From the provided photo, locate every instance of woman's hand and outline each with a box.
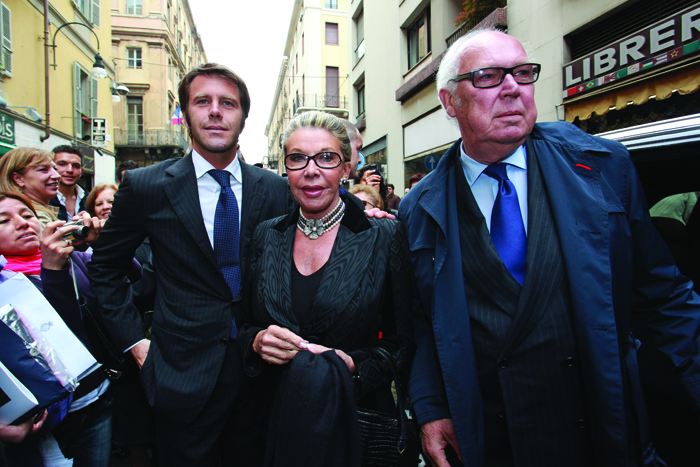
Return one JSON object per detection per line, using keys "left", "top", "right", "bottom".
{"left": 253, "top": 325, "right": 308, "bottom": 365}
{"left": 41, "top": 220, "right": 76, "bottom": 270}
{"left": 72, "top": 212, "right": 104, "bottom": 245}
{"left": 305, "top": 344, "right": 356, "bottom": 373}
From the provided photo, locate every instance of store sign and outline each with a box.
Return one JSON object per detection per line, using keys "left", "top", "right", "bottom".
{"left": 91, "top": 118, "right": 107, "bottom": 148}
{"left": 562, "top": 4, "right": 700, "bottom": 99}
{"left": 0, "top": 113, "right": 14, "bottom": 145}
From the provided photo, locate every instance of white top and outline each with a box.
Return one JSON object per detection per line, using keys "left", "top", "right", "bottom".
{"left": 191, "top": 149, "right": 243, "bottom": 248}
{"left": 56, "top": 184, "right": 86, "bottom": 217}
{"left": 459, "top": 144, "right": 528, "bottom": 234}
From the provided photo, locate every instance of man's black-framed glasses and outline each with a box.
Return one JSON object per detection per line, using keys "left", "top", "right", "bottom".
{"left": 451, "top": 63, "right": 541, "bottom": 89}
{"left": 285, "top": 151, "right": 347, "bottom": 171}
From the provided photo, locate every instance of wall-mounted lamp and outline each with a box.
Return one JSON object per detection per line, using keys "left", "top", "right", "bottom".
{"left": 111, "top": 82, "right": 129, "bottom": 102}
{"left": 50, "top": 22, "right": 108, "bottom": 79}
{"left": 4, "top": 106, "right": 44, "bottom": 123}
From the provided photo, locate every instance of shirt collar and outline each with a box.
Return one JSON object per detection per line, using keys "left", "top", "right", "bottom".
{"left": 459, "top": 143, "right": 527, "bottom": 187}
{"left": 56, "top": 184, "right": 86, "bottom": 204}
{"left": 191, "top": 148, "right": 242, "bottom": 184}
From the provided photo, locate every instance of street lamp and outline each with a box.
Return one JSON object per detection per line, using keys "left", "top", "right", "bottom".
{"left": 49, "top": 22, "right": 108, "bottom": 79}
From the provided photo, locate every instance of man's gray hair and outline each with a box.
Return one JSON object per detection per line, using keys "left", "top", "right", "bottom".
{"left": 340, "top": 119, "right": 359, "bottom": 143}
{"left": 436, "top": 27, "right": 500, "bottom": 96}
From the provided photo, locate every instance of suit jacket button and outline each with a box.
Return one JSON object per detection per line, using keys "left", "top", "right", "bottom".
{"left": 498, "top": 360, "right": 509, "bottom": 369}
{"left": 565, "top": 357, "right": 575, "bottom": 367}
{"left": 220, "top": 338, "right": 228, "bottom": 346}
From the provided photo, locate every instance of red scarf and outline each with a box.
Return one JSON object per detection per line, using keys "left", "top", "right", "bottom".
{"left": 4, "top": 250, "right": 42, "bottom": 276}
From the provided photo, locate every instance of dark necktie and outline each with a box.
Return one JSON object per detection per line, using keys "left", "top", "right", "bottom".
{"left": 482, "top": 163, "right": 527, "bottom": 286}
{"left": 209, "top": 169, "right": 240, "bottom": 338}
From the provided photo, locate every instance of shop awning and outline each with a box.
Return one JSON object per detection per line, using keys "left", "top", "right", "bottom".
{"left": 565, "top": 60, "right": 700, "bottom": 123}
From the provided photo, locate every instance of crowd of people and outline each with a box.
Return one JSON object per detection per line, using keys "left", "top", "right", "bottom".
{"left": 2, "top": 27, "right": 700, "bottom": 467}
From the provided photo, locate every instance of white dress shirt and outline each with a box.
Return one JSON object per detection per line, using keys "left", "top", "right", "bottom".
{"left": 191, "top": 149, "right": 243, "bottom": 248}
{"left": 459, "top": 144, "right": 528, "bottom": 234}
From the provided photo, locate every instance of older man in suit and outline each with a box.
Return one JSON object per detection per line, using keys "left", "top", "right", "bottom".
{"left": 89, "top": 63, "right": 292, "bottom": 466}
{"left": 399, "top": 30, "right": 700, "bottom": 467}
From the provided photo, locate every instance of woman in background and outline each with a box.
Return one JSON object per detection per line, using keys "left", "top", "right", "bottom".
{"left": 85, "top": 184, "right": 117, "bottom": 220}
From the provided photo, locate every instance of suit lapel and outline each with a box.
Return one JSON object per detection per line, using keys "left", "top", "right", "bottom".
{"left": 499, "top": 139, "right": 566, "bottom": 359}
{"left": 260, "top": 218, "right": 299, "bottom": 332}
{"left": 163, "top": 155, "right": 218, "bottom": 270}
{"left": 454, "top": 160, "right": 521, "bottom": 317}
{"left": 305, "top": 211, "right": 378, "bottom": 334}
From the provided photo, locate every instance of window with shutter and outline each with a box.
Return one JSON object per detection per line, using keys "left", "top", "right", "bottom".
{"left": 0, "top": 3, "right": 11, "bottom": 76}
{"left": 325, "top": 23, "right": 338, "bottom": 45}
{"left": 91, "top": 0, "right": 100, "bottom": 27}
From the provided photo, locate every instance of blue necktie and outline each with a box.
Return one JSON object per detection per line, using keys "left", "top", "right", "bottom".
{"left": 209, "top": 169, "right": 240, "bottom": 338}
{"left": 482, "top": 163, "right": 527, "bottom": 286}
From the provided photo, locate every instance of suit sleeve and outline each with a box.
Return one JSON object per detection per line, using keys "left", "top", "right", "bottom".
{"left": 88, "top": 171, "right": 149, "bottom": 351}
{"left": 400, "top": 205, "right": 453, "bottom": 425}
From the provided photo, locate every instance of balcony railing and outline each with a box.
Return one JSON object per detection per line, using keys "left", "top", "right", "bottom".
{"left": 114, "top": 129, "right": 188, "bottom": 148}
{"left": 446, "top": 3, "right": 507, "bottom": 48}
{"left": 292, "top": 94, "right": 348, "bottom": 114}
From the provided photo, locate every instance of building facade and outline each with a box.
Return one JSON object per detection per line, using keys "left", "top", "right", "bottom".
{"left": 110, "top": 0, "right": 206, "bottom": 168}
{"left": 265, "top": 0, "right": 350, "bottom": 173}
{"left": 347, "top": 0, "right": 486, "bottom": 192}
{"left": 0, "top": 0, "right": 117, "bottom": 187}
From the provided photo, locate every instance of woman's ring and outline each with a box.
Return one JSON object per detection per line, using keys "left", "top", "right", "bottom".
{"left": 64, "top": 239, "right": 71, "bottom": 246}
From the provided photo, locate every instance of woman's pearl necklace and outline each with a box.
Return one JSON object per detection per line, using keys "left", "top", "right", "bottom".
{"left": 297, "top": 198, "right": 345, "bottom": 240}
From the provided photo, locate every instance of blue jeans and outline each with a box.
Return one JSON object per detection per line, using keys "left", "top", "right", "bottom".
{"left": 51, "top": 392, "right": 112, "bottom": 467}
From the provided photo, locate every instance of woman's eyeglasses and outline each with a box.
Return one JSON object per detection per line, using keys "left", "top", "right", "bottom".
{"left": 285, "top": 151, "right": 347, "bottom": 171}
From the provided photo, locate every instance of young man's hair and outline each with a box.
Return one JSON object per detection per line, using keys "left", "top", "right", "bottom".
{"left": 51, "top": 144, "right": 83, "bottom": 165}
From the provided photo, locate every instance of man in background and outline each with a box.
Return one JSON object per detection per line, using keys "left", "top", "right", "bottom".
{"left": 50, "top": 145, "right": 86, "bottom": 221}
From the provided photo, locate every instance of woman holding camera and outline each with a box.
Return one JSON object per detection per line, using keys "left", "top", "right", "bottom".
{"left": 0, "top": 191, "right": 140, "bottom": 467}
{"left": 238, "top": 111, "right": 414, "bottom": 465}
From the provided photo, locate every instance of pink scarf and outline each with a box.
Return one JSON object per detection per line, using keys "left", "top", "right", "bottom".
{"left": 4, "top": 250, "right": 42, "bottom": 276}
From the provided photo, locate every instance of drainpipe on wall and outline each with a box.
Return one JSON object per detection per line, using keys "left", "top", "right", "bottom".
{"left": 40, "top": 0, "right": 51, "bottom": 142}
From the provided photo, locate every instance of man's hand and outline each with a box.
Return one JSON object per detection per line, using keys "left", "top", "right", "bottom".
{"left": 421, "top": 419, "right": 462, "bottom": 467}
{"left": 360, "top": 169, "right": 381, "bottom": 190}
{"left": 253, "top": 325, "right": 307, "bottom": 365}
{"left": 0, "top": 410, "right": 46, "bottom": 444}
{"left": 364, "top": 207, "right": 395, "bottom": 219}
{"left": 130, "top": 340, "right": 151, "bottom": 369}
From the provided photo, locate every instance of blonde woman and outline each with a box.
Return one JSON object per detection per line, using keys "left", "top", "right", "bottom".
{"left": 0, "top": 147, "right": 60, "bottom": 229}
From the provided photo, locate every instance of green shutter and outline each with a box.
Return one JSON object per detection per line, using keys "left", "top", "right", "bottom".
{"left": 91, "top": 0, "right": 100, "bottom": 27}
{"left": 1, "top": 3, "right": 11, "bottom": 76}
{"left": 74, "top": 62, "right": 82, "bottom": 137}
{"left": 90, "top": 76, "right": 98, "bottom": 118}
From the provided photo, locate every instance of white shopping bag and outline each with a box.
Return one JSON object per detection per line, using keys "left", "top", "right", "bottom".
{"left": 0, "top": 273, "right": 100, "bottom": 382}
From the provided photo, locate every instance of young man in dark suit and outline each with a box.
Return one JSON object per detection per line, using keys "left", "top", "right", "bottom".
{"left": 89, "top": 63, "right": 292, "bottom": 466}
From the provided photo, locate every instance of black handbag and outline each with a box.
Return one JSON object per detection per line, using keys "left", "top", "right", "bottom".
{"left": 357, "top": 348, "right": 421, "bottom": 466}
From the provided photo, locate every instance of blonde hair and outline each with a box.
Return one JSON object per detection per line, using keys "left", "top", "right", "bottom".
{"left": 0, "top": 147, "right": 54, "bottom": 193}
{"left": 349, "top": 184, "right": 384, "bottom": 210}
{"left": 0, "top": 147, "right": 56, "bottom": 221}
{"left": 282, "top": 111, "right": 352, "bottom": 162}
